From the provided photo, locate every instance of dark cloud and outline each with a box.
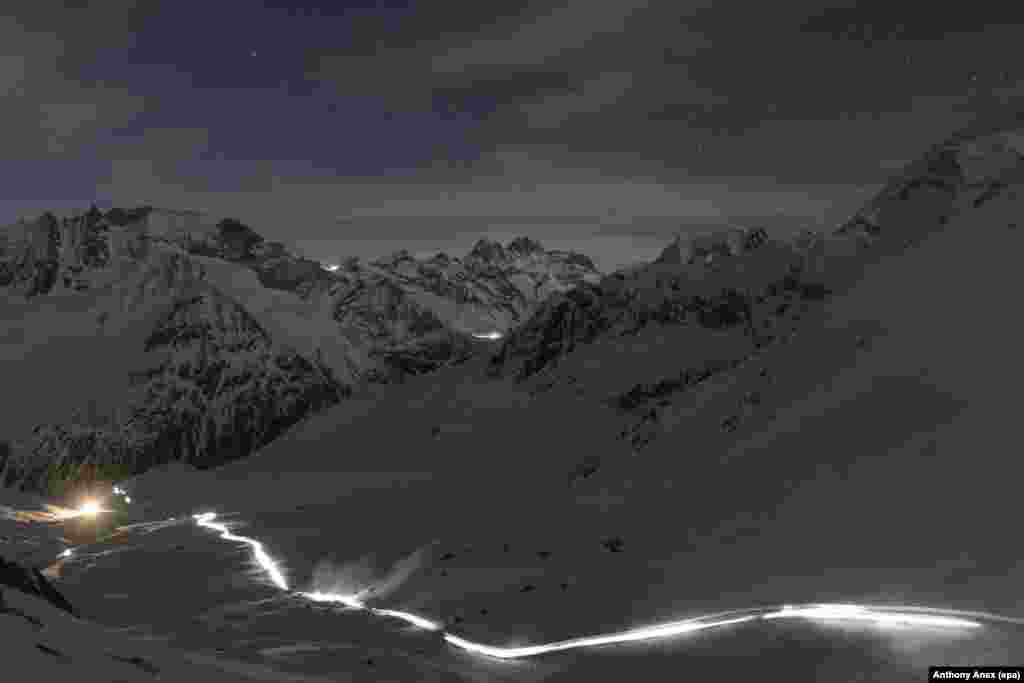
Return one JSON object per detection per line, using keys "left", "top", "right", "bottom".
{"left": 430, "top": 70, "right": 578, "bottom": 114}
{"left": 3, "top": 1, "right": 1022, "bottom": 266}
{"left": 305, "top": 0, "right": 538, "bottom": 59}
{"left": 796, "top": 2, "right": 1024, "bottom": 41}
{"left": 304, "top": 0, "right": 1021, "bottom": 191}
{"left": 0, "top": 4, "right": 154, "bottom": 161}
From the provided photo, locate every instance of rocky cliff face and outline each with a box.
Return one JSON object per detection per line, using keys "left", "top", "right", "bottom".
{"left": 653, "top": 226, "right": 769, "bottom": 266}
{"left": 0, "top": 553, "right": 79, "bottom": 619}
{"left": 317, "top": 236, "right": 601, "bottom": 380}
{"left": 335, "top": 238, "right": 600, "bottom": 328}
{"left": 1, "top": 278, "right": 347, "bottom": 493}
{"left": 0, "top": 207, "right": 600, "bottom": 493}
{"left": 488, "top": 226, "right": 811, "bottom": 381}
{"left": 0, "top": 212, "right": 62, "bottom": 296}
{"left": 131, "top": 288, "right": 346, "bottom": 465}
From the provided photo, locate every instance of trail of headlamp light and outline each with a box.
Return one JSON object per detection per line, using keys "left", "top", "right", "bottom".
{"left": 193, "top": 511, "right": 1004, "bottom": 661}
{"left": 193, "top": 512, "right": 288, "bottom": 591}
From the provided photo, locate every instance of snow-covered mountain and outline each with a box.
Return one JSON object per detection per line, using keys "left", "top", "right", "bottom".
{"left": 487, "top": 117, "right": 1024, "bottom": 388}
{"left": 836, "top": 118, "right": 1024, "bottom": 242}
{"left": 486, "top": 225, "right": 813, "bottom": 382}
{"left": 0, "top": 207, "right": 600, "bottom": 494}
{"left": 3, "top": 112, "right": 1024, "bottom": 682}
{"left": 321, "top": 236, "right": 600, "bottom": 381}
{"left": 4, "top": 113, "right": 1021, "bottom": 500}
{"left": 126, "top": 112, "right": 1022, "bottom": 665}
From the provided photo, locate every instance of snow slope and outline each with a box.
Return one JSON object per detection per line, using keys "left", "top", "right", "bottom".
{"left": 6, "top": 115, "right": 1024, "bottom": 681}
{"left": 54, "top": 117, "right": 1022, "bottom": 679}
{"left": 0, "top": 580, "right": 371, "bottom": 682}
{"left": 0, "top": 487, "right": 376, "bottom": 683}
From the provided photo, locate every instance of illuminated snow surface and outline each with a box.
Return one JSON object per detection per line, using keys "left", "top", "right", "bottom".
{"left": 191, "top": 511, "right": 1008, "bottom": 661}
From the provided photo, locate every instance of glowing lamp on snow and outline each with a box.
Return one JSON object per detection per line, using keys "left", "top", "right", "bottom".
{"left": 78, "top": 500, "right": 102, "bottom": 517}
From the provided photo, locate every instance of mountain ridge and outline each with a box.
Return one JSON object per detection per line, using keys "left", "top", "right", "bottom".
{"left": 4, "top": 112, "right": 1024, "bottom": 502}
{"left": 0, "top": 207, "right": 601, "bottom": 494}
{"left": 486, "top": 115, "right": 1024, "bottom": 386}
{"left": 3, "top": 112, "right": 1024, "bottom": 681}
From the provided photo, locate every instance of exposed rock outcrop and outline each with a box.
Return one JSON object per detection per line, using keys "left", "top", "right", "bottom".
{"left": 126, "top": 289, "right": 348, "bottom": 467}
{"left": 320, "top": 236, "right": 601, "bottom": 380}
{"left": 654, "top": 226, "right": 769, "bottom": 266}
{"left": 0, "top": 212, "right": 61, "bottom": 296}
{"left": 0, "top": 554, "right": 80, "bottom": 618}
{"left": 488, "top": 230, "right": 808, "bottom": 380}
{"left": 2, "top": 284, "right": 347, "bottom": 493}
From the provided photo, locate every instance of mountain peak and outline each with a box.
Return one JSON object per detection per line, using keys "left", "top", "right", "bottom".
{"left": 372, "top": 249, "right": 414, "bottom": 267}
{"left": 468, "top": 238, "right": 506, "bottom": 262}
{"left": 507, "top": 236, "right": 544, "bottom": 254}
{"left": 468, "top": 236, "right": 549, "bottom": 263}
{"left": 654, "top": 226, "right": 768, "bottom": 265}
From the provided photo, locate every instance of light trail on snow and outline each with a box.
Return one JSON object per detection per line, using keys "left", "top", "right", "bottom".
{"left": 193, "top": 512, "right": 288, "bottom": 591}
{"left": 302, "top": 591, "right": 443, "bottom": 631}
{"left": 761, "top": 603, "right": 982, "bottom": 629}
{"left": 192, "top": 511, "right": 1000, "bottom": 661}
{"left": 442, "top": 613, "right": 762, "bottom": 659}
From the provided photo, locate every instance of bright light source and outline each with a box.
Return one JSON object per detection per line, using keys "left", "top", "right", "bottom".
{"left": 125, "top": 496, "right": 132, "bottom": 503}
{"left": 471, "top": 331, "right": 503, "bottom": 340}
{"left": 59, "top": 548, "right": 73, "bottom": 558}
{"left": 78, "top": 500, "right": 102, "bottom": 516}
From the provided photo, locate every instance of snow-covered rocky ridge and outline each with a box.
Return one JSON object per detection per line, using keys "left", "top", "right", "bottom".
{"left": 488, "top": 116, "right": 1024, "bottom": 387}
{"left": 0, "top": 207, "right": 600, "bottom": 494}
{"left": 321, "top": 235, "right": 601, "bottom": 380}
{"left": 486, "top": 224, "right": 816, "bottom": 382}
{"left": 837, "top": 116, "right": 1024, "bottom": 243}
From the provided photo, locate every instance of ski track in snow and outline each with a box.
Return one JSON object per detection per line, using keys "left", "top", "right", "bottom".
{"left": 188, "top": 511, "right": 1016, "bottom": 660}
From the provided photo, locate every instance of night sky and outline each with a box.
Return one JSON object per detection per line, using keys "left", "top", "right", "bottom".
{"left": 3, "top": 1, "right": 1023, "bottom": 271}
